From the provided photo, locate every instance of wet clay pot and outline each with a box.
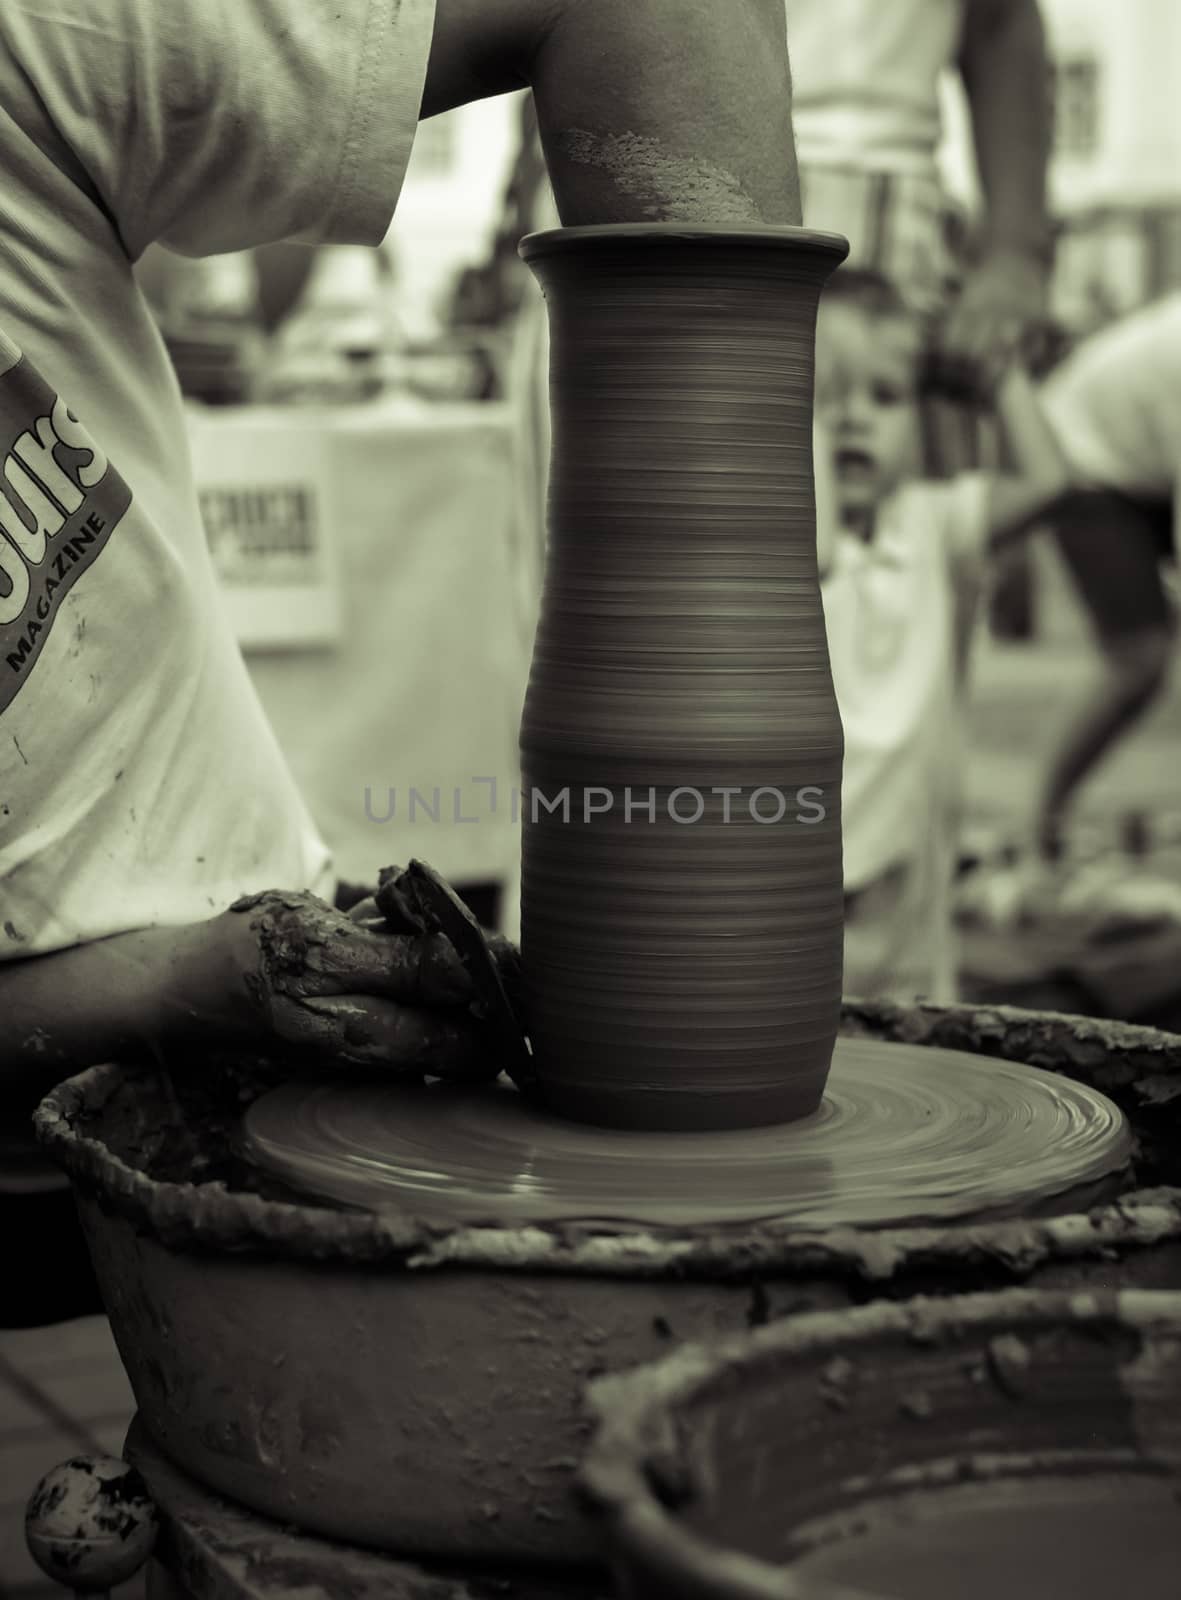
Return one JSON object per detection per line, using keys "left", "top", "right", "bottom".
{"left": 582, "top": 1289, "right": 1181, "bottom": 1600}
{"left": 33, "top": 1002, "right": 1181, "bottom": 1568}
{"left": 518, "top": 225, "right": 847, "bottom": 1132}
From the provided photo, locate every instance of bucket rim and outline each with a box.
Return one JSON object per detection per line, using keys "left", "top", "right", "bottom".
{"left": 30, "top": 1000, "right": 1181, "bottom": 1274}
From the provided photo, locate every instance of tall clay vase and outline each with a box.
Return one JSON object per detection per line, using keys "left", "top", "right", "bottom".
{"left": 518, "top": 225, "right": 848, "bottom": 1132}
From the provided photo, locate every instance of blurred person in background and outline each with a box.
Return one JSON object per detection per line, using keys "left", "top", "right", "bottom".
{"left": 786, "top": 0, "right": 1054, "bottom": 388}
{"left": 1033, "top": 292, "right": 1181, "bottom": 864}
{"left": 814, "top": 271, "right": 1071, "bottom": 1001}
{"left": 786, "top": 0, "right": 1057, "bottom": 688}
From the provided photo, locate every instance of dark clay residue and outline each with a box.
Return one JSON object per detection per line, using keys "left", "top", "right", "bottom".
{"left": 80, "top": 1052, "right": 314, "bottom": 1206}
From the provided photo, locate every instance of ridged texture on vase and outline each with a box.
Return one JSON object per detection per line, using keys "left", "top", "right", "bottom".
{"left": 519, "top": 226, "right": 847, "bottom": 1131}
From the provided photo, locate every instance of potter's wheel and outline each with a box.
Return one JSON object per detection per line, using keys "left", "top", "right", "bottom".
{"left": 241, "top": 1037, "right": 1132, "bottom": 1229}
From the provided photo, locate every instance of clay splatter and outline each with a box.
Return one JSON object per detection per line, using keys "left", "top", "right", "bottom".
{"left": 558, "top": 129, "right": 764, "bottom": 222}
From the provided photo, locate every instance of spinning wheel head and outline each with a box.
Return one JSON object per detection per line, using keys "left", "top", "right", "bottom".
{"left": 242, "top": 1038, "right": 1133, "bottom": 1231}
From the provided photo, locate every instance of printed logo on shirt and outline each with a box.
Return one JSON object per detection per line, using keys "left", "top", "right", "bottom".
{"left": 0, "top": 353, "right": 132, "bottom": 714}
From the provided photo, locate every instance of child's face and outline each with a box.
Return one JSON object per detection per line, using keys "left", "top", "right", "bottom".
{"left": 815, "top": 302, "right": 922, "bottom": 523}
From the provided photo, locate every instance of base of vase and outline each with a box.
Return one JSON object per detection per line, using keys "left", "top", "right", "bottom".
{"left": 533, "top": 1077, "right": 825, "bottom": 1133}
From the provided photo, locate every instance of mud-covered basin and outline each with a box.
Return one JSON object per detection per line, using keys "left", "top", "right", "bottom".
{"left": 581, "top": 1289, "right": 1181, "bottom": 1600}
{"left": 33, "top": 1001, "right": 1181, "bottom": 1566}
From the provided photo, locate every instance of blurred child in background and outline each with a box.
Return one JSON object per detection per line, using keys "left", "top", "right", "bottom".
{"left": 814, "top": 272, "right": 1072, "bottom": 1000}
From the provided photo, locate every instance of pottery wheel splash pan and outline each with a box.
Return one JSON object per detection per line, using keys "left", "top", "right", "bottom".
{"left": 582, "top": 1288, "right": 1181, "bottom": 1600}
{"left": 241, "top": 1037, "right": 1133, "bottom": 1229}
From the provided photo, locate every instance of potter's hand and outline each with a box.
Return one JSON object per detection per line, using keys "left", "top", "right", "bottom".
{"left": 163, "top": 889, "right": 496, "bottom": 1080}
{"left": 928, "top": 249, "right": 1048, "bottom": 405}
{"left": 347, "top": 881, "right": 521, "bottom": 1002}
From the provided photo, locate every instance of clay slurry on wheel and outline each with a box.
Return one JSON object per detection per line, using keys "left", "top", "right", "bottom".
{"left": 0, "top": 336, "right": 133, "bottom": 713}
{"left": 240, "top": 1037, "right": 1133, "bottom": 1228}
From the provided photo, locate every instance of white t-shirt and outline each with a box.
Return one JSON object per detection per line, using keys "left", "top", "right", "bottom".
{"left": 1040, "top": 293, "right": 1181, "bottom": 504}
{"left": 822, "top": 474, "right": 989, "bottom": 998}
{"left": 0, "top": 0, "right": 436, "bottom": 959}
{"left": 785, "top": 0, "right": 964, "bottom": 176}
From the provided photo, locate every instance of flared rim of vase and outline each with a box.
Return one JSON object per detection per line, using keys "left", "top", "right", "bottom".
{"left": 519, "top": 222, "right": 850, "bottom": 263}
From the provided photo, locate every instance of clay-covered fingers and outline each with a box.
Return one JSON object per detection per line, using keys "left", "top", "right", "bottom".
{"left": 484, "top": 931, "right": 523, "bottom": 1012}
{"left": 230, "top": 889, "right": 474, "bottom": 1007}
{"left": 271, "top": 994, "right": 501, "bottom": 1081}
{"left": 373, "top": 865, "right": 428, "bottom": 933}
{"left": 294, "top": 921, "right": 475, "bottom": 1008}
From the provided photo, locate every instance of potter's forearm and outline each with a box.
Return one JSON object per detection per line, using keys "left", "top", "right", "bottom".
{"left": 958, "top": 0, "right": 1052, "bottom": 265}
{"left": 532, "top": 0, "right": 799, "bottom": 225}
{"left": 0, "top": 924, "right": 247, "bottom": 1097}
{"left": 425, "top": 0, "right": 800, "bottom": 225}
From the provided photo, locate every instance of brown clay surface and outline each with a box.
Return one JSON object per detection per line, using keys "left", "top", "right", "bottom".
{"left": 238, "top": 1037, "right": 1133, "bottom": 1229}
